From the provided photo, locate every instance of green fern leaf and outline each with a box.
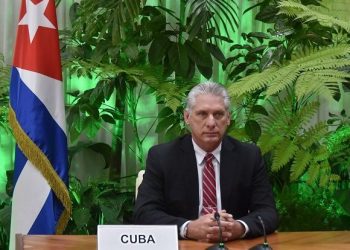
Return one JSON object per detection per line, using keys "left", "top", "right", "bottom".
{"left": 312, "top": 70, "right": 350, "bottom": 79}
{"left": 292, "top": 45, "right": 350, "bottom": 63}
{"left": 303, "top": 59, "right": 350, "bottom": 71}
{"left": 300, "top": 122, "right": 328, "bottom": 148}
{"left": 313, "top": 146, "right": 329, "bottom": 162}
{"left": 260, "top": 96, "right": 294, "bottom": 133}
{"left": 319, "top": 162, "right": 331, "bottom": 187}
{"left": 271, "top": 139, "right": 298, "bottom": 172}
{"left": 295, "top": 73, "right": 343, "bottom": 101}
{"left": 306, "top": 162, "right": 320, "bottom": 185}
{"left": 265, "top": 65, "right": 299, "bottom": 96}
{"left": 290, "top": 150, "right": 312, "bottom": 181}
{"left": 258, "top": 133, "right": 284, "bottom": 154}
{"left": 290, "top": 101, "right": 319, "bottom": 129}
{"left": 228, "top": 45, "right": 350, "bottom": 99}
{"left": 278, "top": 1, "right": 350, "bottom": 32}
{"left": 227, "top": 67, "right": 278, "bottom": 96}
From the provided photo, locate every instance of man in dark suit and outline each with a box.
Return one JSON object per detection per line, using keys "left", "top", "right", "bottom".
{"left": 133, "top": 81, "right": 278, "bottom": 242}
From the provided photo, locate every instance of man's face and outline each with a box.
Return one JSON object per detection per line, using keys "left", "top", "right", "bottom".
{"left": 184, "top": 94, "right": 230, "bottom": 152}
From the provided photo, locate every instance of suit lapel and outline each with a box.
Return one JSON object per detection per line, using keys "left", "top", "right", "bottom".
{"left": 180, "top": 135, "right": 200, "bottom": 217}
{"left": 220, "top": 136, "right": 238, "bottom": 210}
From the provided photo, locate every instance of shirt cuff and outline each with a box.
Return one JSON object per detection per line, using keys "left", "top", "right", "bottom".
{"left": 236, "top": 220, "right": 249, "bottom": 238}
{"left": 180, "top": 221, "right": 191, "bottom": 239}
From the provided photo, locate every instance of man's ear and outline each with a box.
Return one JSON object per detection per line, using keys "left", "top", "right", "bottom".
{"left": 227, "top": 112, "right": 231, "bottom": 126}
{"left": 184, "top": 110, "right": 190, "bottom": 124}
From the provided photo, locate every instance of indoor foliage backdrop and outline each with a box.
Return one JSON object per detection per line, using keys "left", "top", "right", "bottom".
{"left": 0, "top": 2, "right": 349, "bottom": 247}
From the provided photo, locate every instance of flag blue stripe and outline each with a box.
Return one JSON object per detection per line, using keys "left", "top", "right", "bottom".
{"left": 10, "top": 67, "right": 68, "bottom": 186}
{"left": 13, "top": 146, "right": 27, "bottom": 185}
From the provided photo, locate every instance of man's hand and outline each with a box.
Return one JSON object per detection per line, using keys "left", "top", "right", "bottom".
{"left": 218, "top": 210, "right": 245, "bottom": 241}
{"left": 186, "top": 210, "right": 245, "bottom": 242}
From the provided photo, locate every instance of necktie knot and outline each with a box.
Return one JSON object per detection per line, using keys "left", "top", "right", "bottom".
{"left": 204, "top": 153, "right": 214, "bottom": 164}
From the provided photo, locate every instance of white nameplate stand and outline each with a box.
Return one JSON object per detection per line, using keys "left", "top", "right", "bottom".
{"left": 98, "top": 225, "right": 178, "bottom": 250}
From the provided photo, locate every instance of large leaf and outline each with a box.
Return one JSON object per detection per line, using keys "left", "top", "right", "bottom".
{"left": 196, "top": 64, "right": 213, "bottom": 79}
{"left": 156, "top": 116, "right": 175, "bottom": 133}
{"left": 149, "top": 36, "right": 171, "bottom": 65}
{"left": 185, "top": 39, "right": 213, "bottom": 68}
{"left": 207, "top": 43, "right": 225, "bottom": 64}
{"left": 88, "top": 143, "right": 112, "bottom": 169}
{"left": 244, "top": 120, "right": 261, "bottom": 143}
{"left": 167, "top": 43, "right": 190, "bottom": 78}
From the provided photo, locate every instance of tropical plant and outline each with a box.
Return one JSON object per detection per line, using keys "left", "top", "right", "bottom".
{"left": 225, "top": 0, "right": 345, "bottom": 82}
{"left": 276, "top": 183, "right": 350, "bottom": 231}
{"left": 0, "top": 53, "right": 10, "bottom": 132}
{"left": 0, "top": 170, "right": 14, "bottom": 250}
{"left": 278, "top": 0, "right": 350, "bottom": 32}
{"left": 0, "top": 193, "right": 11, "bottom": 250}
{"left": 63, "top": 0, "right": 240, "bottom": 179}
{"left": 327, "top": 110, "right": 350, "bottom": 185}
{"left": 64, "top": 175, "right": 135, "bottom": 234}
{"left": 226, "top": 0, "right": 350, "bottom": 187}
{"left": 228, "top": 45, "right": 350, "bottom": 100}
{"left": 146, "top": 0, "right": 237, "bottom": 79}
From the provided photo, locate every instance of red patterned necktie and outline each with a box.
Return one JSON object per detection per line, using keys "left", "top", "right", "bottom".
{"left": 201, "top": 153, "right": 217, "bottom": 215}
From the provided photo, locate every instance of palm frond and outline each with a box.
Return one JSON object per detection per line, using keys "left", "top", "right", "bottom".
{"left": 292, "top": 45, "right": 350, "bottom": 63}
{"left": 186, "top": 0, "right": 239, "bottom": 39}
{"left": 228, "top": 67, "right": 278, "bottom": 97}
{"left": 228, "top": 45, "right": 350, "bottom": 99}
{"left": 265, "top": 65, "right": 299, "bottom": 96}
{"left": 295, "top": 73, "right": 345, "bottom": 101}
{"left": 278, "top": 0, "right": 350, "bottom": 32}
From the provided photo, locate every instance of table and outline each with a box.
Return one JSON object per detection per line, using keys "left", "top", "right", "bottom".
{"left": 16, "top": 231, "right": 350, "bottom": 250}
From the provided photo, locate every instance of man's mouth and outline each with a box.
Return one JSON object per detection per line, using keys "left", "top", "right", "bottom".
{"left": 204, "top": 132, "right": 218, "bottom": 136}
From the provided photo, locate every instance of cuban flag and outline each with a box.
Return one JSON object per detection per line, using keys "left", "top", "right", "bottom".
{"left": 9, "top": 0, "right": 71, "bottom": 248}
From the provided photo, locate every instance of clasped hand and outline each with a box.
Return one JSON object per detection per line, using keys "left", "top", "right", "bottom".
{"left": 186, "top": 210, "right": 244, "bottom": 242}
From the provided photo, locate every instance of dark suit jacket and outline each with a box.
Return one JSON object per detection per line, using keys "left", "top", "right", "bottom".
{"left": 133, "top": 134, "right": 278, "bottom": 238}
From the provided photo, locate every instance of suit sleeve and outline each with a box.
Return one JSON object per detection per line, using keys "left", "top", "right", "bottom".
{"left": 133, "top": 146, "right": 188, "bottom": 236}
{"left": 239, "top": 147, "right": 279, "bottom": 238}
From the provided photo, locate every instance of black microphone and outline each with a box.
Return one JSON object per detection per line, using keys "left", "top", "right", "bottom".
{"left": 249, "top": 216, "right": 272, "bottom": 250}
{"left": 206, "top": 212, "right": 228, "bottom": 250}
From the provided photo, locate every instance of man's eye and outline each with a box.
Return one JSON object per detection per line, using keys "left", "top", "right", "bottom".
{"left": 214, "top": 112, "right": 225, "bottom": 119}
{"left": 197, "top": 112, "right": 207, "bottom": 117}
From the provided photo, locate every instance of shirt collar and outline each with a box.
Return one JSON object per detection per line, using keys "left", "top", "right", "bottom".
{"left": 192, "top": 139, "right": 221, "bottom": 165}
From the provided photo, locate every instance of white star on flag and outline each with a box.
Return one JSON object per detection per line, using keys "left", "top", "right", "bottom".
{"left": 18, "top": 0, "right": 56, "bottom": 43}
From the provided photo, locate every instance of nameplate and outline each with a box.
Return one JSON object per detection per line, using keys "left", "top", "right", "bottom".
{"left": 97, "top": 225, "right": 178, "bottom": 250}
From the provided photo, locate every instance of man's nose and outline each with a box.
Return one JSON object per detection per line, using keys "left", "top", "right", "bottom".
{"left": 206, "top": 114, "right": 216, "bottom": 127}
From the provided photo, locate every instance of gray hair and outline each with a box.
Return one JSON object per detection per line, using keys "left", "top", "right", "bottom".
{"left": 185, "top": 81, "right": 230, "bottom": 112}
